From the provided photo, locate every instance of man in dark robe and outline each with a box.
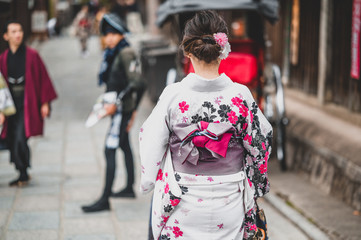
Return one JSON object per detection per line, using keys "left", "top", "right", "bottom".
{"left": 0, "top": 20, "right": 57, "bottom": 186}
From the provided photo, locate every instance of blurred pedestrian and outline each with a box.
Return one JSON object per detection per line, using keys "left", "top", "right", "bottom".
{"left": 0, "top": 20, "right": 57, "bottom": 187}
{"left": 72, "top": 5, "right": 92, "bottom": 57}
{"left": 139, "top": 11, "right": 273, "bottom": 239}
{"left": 82, "top": 13, "right": 144, "bottom": 213}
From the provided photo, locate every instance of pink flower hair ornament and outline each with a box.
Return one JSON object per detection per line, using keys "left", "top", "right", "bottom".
{"left": 213, "top": 32, "right": 231, "bottom": 60}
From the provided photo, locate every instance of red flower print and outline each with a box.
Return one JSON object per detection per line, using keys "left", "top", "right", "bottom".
{"left": 156, "top": 169, "right": 163, "bottom": 181}
{"left": 250, "top": 224, "right": 257, "bottom": 231}
{"left": 164, "top": 183, "right": 169, "bottom": 194}
{"left": 162, "top": 215, "right": 169, "bottom": 223}
{"left": 174, "top": 219, "right": 179, "bottom": 224}
{"left": 239, "top": 104, "right": 249, "bottom": 117}
{"left": 250, "top": 111, "right": 254, "bottom": 123}
{"left": 244, "top": 134, "right": 252, "bottom": 145}
{"left": 140, "top": 128, "right": 144, "bottom": 133}
{"left": 170, "top": 199, "right": 180, "bottom": 206}
{"left": 173, "top": 226, "right": 183, "bottom": 238}
{"left": 259, "top": 162, "right": 267, "bottom": 174}
{"left": 242, "top": 123, "right": 248, "bottom": 130}
{"left": 265, "top": 151, "right": 270, "bottom": 161}
{"left": 248, "top": 178, "right": 253, "bottom": 187}
{"left": 179, "top": 101, "right": 189, "bottom": 113}
{"left": 207, "top": 177, "right": 214, "bottom": 182}
{"left": 217, "top": 223, "right": 224, "bottom": 229}
{"left": 231, "top": 97, "right": 243, "bottom": 107}
{"left": 227, "top": 111, "right": 238, "bottom": 124}
{"left": 262, "top": 142, "right": 266, "bottom": 150}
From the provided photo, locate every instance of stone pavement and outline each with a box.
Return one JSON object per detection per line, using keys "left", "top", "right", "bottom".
{"left": 267, "top": 151, "right": 361, "bottom": 240}
{"left": 0, "top": 35, "right": 312, "bottom": 240}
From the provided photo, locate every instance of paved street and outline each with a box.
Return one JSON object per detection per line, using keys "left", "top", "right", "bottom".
{"left": 0, "top": 35, "right": 311, "bottom": 240}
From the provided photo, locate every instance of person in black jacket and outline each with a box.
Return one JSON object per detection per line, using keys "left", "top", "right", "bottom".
{"left": 82, "top": 13, "right": 144, "bottom": 213}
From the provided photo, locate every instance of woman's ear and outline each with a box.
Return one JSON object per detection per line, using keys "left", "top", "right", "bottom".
{"left": 185, "top": 52, "right": 192, "bottom": 59}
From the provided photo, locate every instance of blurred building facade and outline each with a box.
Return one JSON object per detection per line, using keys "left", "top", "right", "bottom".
{"left": 0, "top": 0, "right": 63, "bottom": 51}
{"left": 267, "top": 0, "right": 361, "bottom": 114}
{"left": 0, "top": 0, "right": 160, "bottom": 52}
{"left": 265, "top": 0, "right": 361, "bottom": 211}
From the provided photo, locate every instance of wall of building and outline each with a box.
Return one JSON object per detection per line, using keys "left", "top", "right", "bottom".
{"left": 266, "top": 0, "right": 361, "bottom": 114}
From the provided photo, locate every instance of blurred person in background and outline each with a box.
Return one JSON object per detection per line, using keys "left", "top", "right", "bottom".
{"left": 82, "top": 13, "right": 145, "bottom": 213}
{"left": 72, "top": 5, "right": 92, "bottom": 57}
{"left": 0, "top": 21, "right": 57, "bottom": 187}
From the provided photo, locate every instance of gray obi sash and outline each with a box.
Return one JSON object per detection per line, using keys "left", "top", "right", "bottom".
{"left": 169, "top": 121, "right": 244, "bottom": 175}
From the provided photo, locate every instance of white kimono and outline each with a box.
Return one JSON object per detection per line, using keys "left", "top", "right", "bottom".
{"left": 139, "top": 73, "right": 273, "bottom": 240}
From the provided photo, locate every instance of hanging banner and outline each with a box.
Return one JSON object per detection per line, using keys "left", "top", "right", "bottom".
{"left": 31, "top": 11, "right": 47, "bottom": 33}
{"left": 290, "top": 0, "right": 300, "bottom": 66}
{"left": 351, "top": 0, "right": 361, "bottom": 79}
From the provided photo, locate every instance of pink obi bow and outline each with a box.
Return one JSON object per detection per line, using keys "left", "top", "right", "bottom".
{"left": 170, "top": 121, "right": 235, "bottom": 165}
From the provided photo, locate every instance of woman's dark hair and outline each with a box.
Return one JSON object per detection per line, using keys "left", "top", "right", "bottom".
{"left": 181, "top": 10, "right": 228, "bottom": 63}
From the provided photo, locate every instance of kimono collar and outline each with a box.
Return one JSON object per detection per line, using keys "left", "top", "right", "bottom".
{"left": 182, "top": 73, "right": 233, "bottom": 92}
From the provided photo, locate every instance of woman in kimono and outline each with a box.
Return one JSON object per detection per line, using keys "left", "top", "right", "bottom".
{"left": 139, "top": 11, "right": 273, "bottom": 240}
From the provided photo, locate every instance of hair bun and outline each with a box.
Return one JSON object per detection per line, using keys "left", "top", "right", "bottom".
{"left": 181, "top": 10, "right": 228, "bottom": 63}
{"left": 201, "top": 36, "right": 216, "bottom": 45}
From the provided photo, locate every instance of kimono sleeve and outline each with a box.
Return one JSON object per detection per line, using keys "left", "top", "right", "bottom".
{"left": 35, "top": 52, "right": 57, "bottom": 104}
{"left": 139, "top": 85, "right": 173, "bottom": 194}
{"left": 241, "top": 86, "right": 273, "bottom": 198}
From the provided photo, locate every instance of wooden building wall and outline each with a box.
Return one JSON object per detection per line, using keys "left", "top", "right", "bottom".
{"left": 289, "top": 0, "right": 321, "bottom": 96}
{"left": 327, "top": 0, "right": 361, "bottom": 112}
{"left": 0, "top": 1, "right": 12, "bottom": 52}
{"left": 0, "top": 0, "right": 32, "bottom": 53}
{"left": 12, "top": 0, "right": 32, "bottom": 38}
{"left": 265, "top": 0, "right": 289, "bottom": 67}
{"left": 262, "top": 0, "right": 361, "bottom": 113}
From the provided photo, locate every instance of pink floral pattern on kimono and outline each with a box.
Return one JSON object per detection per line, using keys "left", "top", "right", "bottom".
{"left": 139, "top": 73, "right": 273, "bottom": 240}
{"left": 179, "top": 101, "right": 189, "bottom": 113}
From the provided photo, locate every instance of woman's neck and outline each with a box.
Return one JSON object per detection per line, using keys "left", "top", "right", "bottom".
{"left": 190, "top": 57, "right": 220, "bottom": 79}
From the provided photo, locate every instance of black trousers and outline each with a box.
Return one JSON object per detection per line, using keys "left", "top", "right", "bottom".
{"left": 6, "top": 107, "right": 30, "bottom": 171}
{"left": 102, "top": 111, "right": 134, "bottom": 198}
